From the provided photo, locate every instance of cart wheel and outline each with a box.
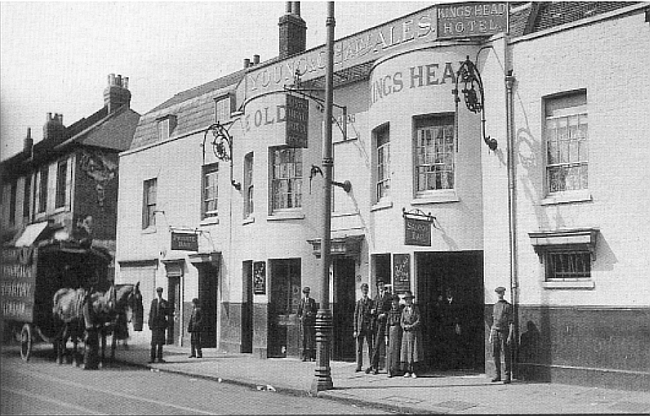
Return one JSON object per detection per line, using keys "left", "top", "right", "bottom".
{"left": 20, "top": 324, "right": 33, "bottom": 362}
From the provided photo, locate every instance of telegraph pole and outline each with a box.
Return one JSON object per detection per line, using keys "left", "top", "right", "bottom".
{"left": 311, "top": 1, "right": 335, "bottom": 394}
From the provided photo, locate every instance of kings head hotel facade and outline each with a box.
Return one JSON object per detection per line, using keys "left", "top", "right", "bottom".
{"left": 112, "top": 2, "right": 650, "bottom": 391}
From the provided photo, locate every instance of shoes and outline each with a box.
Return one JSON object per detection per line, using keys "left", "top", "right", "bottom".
{"left": 372, "top": 369, "right": 379, "bottom": 375}
{"left": 491, "top": 377, "right": 501, "bottom": 382}
{"left": 403, "top": 372, "right": 411, "bottom": 378}
{"left": 147, "top": 360, "right": 155, "bottom": 364}
{"left": 188, "top": 355, "right": 196, "bottom": 358}
{"left": 365, "top": 367, "right": 372, "bottom": 374}
{"left": 197, "top": 355, "right": 202, "bottom": 359}
{"left": 301, "top": 358, "right": 307, "bottom": 362}
{"left": 387, "top": 373, "right": 393, "bottom": 378}
{"left": 411, "top": 373, "right": 417, "bottom": 378}
{"left": 355, "top": 368, "right": 362, "bottom": 373}
{"left": 503, "top": 379, "right": 511, "bottom": 384}
{"left": 157, "top": 358, "right": 166, "bottom": 363}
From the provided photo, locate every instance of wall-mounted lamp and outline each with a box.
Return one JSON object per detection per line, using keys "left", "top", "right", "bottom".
{"left": 202, "top": 122, "right": 241, "bottom": 190}
{"left": 453, "top": 56, "right": 498, "bottom": 151}
{"left": 309, "top": 165, "right": 351, "bottom": 194}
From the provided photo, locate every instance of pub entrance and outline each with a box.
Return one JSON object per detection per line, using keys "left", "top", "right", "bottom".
{"left": 196, "top": 262, "right": 218, "bottom": 348}
{"left": 333, "top": 257, "right": 356, "bottom": 361}
{"left": 268, "top": 258, "right": 301, "bottom": 358}
{"left": 416, "top": 251, "right": 484, "bottom": 372}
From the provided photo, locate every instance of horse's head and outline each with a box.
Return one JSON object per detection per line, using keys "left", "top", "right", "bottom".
{"left": 114, "top": 282, "right": 143, "bottom": 315}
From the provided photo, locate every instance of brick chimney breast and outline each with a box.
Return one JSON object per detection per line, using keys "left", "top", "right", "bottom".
{"left": 279, "top": 1, "right": 306, "bottom": 59}
{"left": 104, "top": 73, "right": 132, "bottom": 113}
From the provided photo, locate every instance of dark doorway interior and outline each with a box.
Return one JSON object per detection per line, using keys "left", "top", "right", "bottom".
{"left": 197, "top": 263, "right": 218, "bottom": 348}
{"left": 268, "top": 259, "right": 301, "bottom": 358}
{"left": 417, "top": 251, "right": 484, "bottom": 372}
{"left": 333, "top": 257, "right": 356, "bottom": 361}
{"left": 241, "top": 261, "right": 253, "bottom": 353}
{"left": 167, "top": 276, "right": 181, "bottom": 345}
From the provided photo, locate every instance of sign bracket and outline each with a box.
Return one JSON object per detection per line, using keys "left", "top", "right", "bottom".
{"left": 402, "top": 208, "right": 438, "bottom": 228}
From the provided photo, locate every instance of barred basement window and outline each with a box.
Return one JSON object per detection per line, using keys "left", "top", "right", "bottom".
{"left": 545, "top": 251, "right": 591, "bottom": 281}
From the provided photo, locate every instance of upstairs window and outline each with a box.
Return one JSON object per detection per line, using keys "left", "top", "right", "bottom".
{"left": 37, "top": 166, "right": 48, "bottom": 213}
{"left": 414, "top": 115, "right": 455, "bottom": 194}
{"left": 202, "top": 163, "right": 219, "bottom": 219}
{"left": 142, "top": 178, "right": 157, "bottom": 229}
{"left": 23, "top": 176, "right": 31, "bottom": 220}
{"left": 9, "top": 180, "right": 17, "bottom": 225}
{"left": 215, "top": 95, "right": 234, "bottom": 123}
{"left": 55, "top": 159, "right": 67, "bottom": 208}
{"left": 544, "top": 91, "right": 588, "bottom": 194}
{"left": 271, "top": 147, "right": 302, "bottom": 211}
{"left": 157, "top": 115, "right": 177, "bottom": 141}
{"left": 244, "top": 152, "right": 254, "bottom": 218}
{"left": 375, "top": 125, "right": 390, "bottom": 202}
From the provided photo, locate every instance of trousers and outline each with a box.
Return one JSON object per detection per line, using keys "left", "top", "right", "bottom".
{"left": 356, "top": 330, "right": 373, "bottom": 370}
{"left": 491, "top": 329, "right": 512, "bottom": 378}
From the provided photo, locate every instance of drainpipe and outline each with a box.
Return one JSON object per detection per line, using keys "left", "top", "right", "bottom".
{"left": 505, "top": 58, "right": 519, "bottom": 376}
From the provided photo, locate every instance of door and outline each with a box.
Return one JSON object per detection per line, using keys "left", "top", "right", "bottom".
{"left": 241, "top": 261, "right": 253, "bottom": 353}
{"left": 167, "top": 276, "right": 181, "bottom": 345}
{"left": 268, "top": 259, "right": 301, "bottom": 358}
{"left": 333, "top": 257, "right": 356, "bottom": 361}
{"left": 198, "top": 263, "right": 218, "bottom": 348}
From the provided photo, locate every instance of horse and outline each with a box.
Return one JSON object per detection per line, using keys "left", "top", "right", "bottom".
{"left": 93, "top": 282, "right": 143, "bottom": 366}
{"left": 52, "top": 288, "right": 95, "bottom": 366}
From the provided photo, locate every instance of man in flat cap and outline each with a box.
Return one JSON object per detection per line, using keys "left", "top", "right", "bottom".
{"left": 297, "top": 286, "right": 317, "bottom": 361}
{"left": 353, "top": 282, "right": 375, "bottom": 372}
{"left": 369, "top": 279, "right": 392, "bottom": 374}
{"left": 490, "top": 286, "right": 514, "bottom": 383}
{"left": 148, "top": 287, "right": 171, "bottom": 364}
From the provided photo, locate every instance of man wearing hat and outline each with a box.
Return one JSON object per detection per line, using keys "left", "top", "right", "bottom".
{"left": 490, "top": 286, "right": 514, "bottom": 383}
{"left": 297, "top": 286, "right": 317, "bottom": 361}
{"left": 369, "top": 279, "right": 392, "bottom": 374}
{"left": 148, "top": 287, "right": 171, "bottom": 364}
{"left": 353, "top": 282, "right": 375, "bottom": 372}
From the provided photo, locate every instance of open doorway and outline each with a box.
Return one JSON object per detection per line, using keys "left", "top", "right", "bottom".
{"left": 416, "top": 251, "right": 484, "bottom": 372}
{"left": 332, "top": 257, "right": 356, "bottom": 361}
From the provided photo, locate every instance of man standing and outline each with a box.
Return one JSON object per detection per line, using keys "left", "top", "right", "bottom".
{"left": 441, "top": 287, "right": 463, "bottom": 369}
{"left": 297, "top": 286, "right": 317, "bottom": 361}
{"left": 148, "top": 287, "right": 170, "bottom": 364}
{"left": 353, "top": 283, "right": 374, "bottom": 373}
{"left": 188, "top": 298, "right": 203, "bottom": 358}
{"left": 490, "top": 286, "right": 514, "bottom": 384}
{"left": 369, "top": 280, "right": 391, "bottom": 374}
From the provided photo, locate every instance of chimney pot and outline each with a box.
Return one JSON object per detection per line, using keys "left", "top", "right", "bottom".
{"left": 285, "top": 2, "right": 292, "bottom": 14}
{"left": 47, "top": 112, "right": 52, "bottom": 121}
{"left": 292, "top": 2, "right": 300, "bottom": 16}
{"left": 244, "top": 58, "right": 251, "bottom": 68}
{"left": 24, "top": 127, "right": 34, "bottom": 154}
{"left": 253, "top": 54, "right": 260, "bottom": 65}
{"left": 123, "top": 77, "right": 129, "bottom": 90}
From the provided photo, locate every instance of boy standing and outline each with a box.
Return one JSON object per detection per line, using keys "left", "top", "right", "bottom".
{"left": 188, "top": 298, "right": 203, "bottom": 358}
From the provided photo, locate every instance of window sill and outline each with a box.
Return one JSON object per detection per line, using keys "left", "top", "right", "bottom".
{"left": 542, "top": 280, "right": 595, "bottom": 290}
{"left": 541, "top": 190, "right": 592, "bottom": 206}
{"left": 412, "top": 190, "right": 459, "bottom": 205}
{"left": 371, "top": 200, "right": 393, "bottom": 212}
{"left": 141, "top": 227, "right": 157, "bottom": 234}
{"left": 267, "top": 211, "right": 305, "bottom": 221}
{"left": 200, "top": 216, "right": 219, "bottom": 226}
{"left": 242, "top": 216, "right": 255, "bottom": 225}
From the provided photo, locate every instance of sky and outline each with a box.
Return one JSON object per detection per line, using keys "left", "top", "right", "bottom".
{"left": 0, "top": 1, "right": 434, "bottom": 161}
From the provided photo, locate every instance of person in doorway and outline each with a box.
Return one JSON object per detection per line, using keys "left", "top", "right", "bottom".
{"left": 369, "top": 279, "right": 392, "bottom": 374}
{"left": 385, "top": 294, "right": 403, "bottom": 377}
{"left": 441, "top": 286, "right": 463, "bottom": 369}
{"left": 490, "top": 286, "right": 514, "bottom": 384}
{"left": 188, "top": 298, "right": 203, "bottom": 358}
{"left": 148, "top": 287, "right": 170, "bottom": 364}
{"left": 400, "top": 291, "right": 423, "bottom": 378}
{"left": 353, "top": 282, "right": 374, "bottom": 372}
{"left": 297, "top": 286, "right": 316, "bottom": 361}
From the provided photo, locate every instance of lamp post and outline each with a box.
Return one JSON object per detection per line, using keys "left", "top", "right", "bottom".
{"left": 311, "top": 1, "right": 335, "bottom": 394}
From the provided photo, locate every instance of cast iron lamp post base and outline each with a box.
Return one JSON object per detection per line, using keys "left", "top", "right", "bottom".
{"left": 310, "top": 308, "right": 333, "bottom": 394}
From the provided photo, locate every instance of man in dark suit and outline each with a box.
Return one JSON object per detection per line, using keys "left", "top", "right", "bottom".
{"left": 441, "top": 287, "right": 463, "bottom": 369}
{"left": 148, "top": 287, "right": 170, "bottom": 364}
{"left": 188, "top": 298, "right": 203, "bottom": 358}
{"left": 297, "top": 286, "right": 317, "bottom": 361}
{"left": 353, "top": 283, "right": 374, "bottom": 372}
{"left": 369, "top": 279, "right": 392, "bottom": 374}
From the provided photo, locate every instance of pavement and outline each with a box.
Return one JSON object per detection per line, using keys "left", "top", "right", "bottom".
{"left": 106, "top": 342, "right": 650, "bottom": 414}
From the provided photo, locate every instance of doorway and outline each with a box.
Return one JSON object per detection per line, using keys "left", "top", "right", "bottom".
{"left": 416, "top": 251, "right": 484, "bottom": 371}
{"left": 333, "top": 257, "right": 356, "bottom": 361}
{"left": 268, "top": 259, "right": 301, "bottom": 358}
{"left": 167, "top": 276, "right": 181, "bottom": 345}
{"left": 241, "top": 261, "right": 253, "bottom": 353}
{"left": 197, "top": 263, "right": 218, "bottom": 348}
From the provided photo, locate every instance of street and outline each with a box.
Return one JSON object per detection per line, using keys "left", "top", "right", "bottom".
{"left": 0, "top": 349, "right": 386, "bottom": 415}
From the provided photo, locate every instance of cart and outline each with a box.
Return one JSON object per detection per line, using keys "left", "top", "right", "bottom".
{"left": 1, "top": 238, "right": 112, "bottom": 361}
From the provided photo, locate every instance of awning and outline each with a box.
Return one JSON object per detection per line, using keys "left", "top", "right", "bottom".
{"left": 13, "top": 222, "right": 49, "bottom": 247}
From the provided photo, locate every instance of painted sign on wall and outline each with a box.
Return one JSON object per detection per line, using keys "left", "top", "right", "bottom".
{"left": 437, "top": 3, "right": 508, "bottom": 39}
{"left": 393, "top": 253, "right": 411, "bottom": 294}
{"left": 285, "top": 95, "right": 309, "bottom": 148}
{"left": 253, "top": 261, "right": 266, "bottom": 295}
{"left": 171, "top": 232, "right": 198, "bottom": 251}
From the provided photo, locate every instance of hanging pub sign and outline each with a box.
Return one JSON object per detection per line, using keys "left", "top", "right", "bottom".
{"left": 393, "top": 254, "right": 411, "bottom": 294}
{"left": 285, "top": 94, "right": 309, "bottom": 148}
{"left": 437, "top": 2, "right": 508, "bottom": 39}
{"left": 404, "top": 217, "right": 432, "bottom": 246}
{"left": 253, "top": 261, "right": 266, "bottom": 295}
{"left": 171, "top": 232, "right": 198, "bottom": 251}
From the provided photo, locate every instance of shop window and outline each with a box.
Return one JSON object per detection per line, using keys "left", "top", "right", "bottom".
{"left": 244, "top": 152, "right": 254, "bottom": 218}
{"left": 55, "top": 158, "right": 67, "bottom": 208}
{"left": 544, "top": 91, "right": 588, "bottom": 195}
{"left": 414, "top": 115, "right": 454, "bottom": 196}
{"left": 142, "top": 178, "right": 157, "bottom": 229}
{"left": 270, "top": 147, "right": 302, "bottom": 212}
{"left": 374, "top": 125, "right": 390, "bottom": 203}
{"left": 202, "top": 163, "right": 219, "bottom": 219}
{"left": 215, "top": 95, "right": 234, "bottom": 123}
{"left": 37, "top": 165, "right": 48, "bottom": 213}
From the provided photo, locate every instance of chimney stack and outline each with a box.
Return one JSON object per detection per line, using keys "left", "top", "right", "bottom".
{"left": 43, "top": 112, "right": 66, "bottom": 143}
{"left": 23, "top": 128, "right": 33, "bottom": 154}
{"left": 104, "top": 73, "right": 132, "bottom": 113}
{"left": 278, "top": 1, "right": 306, "bottom": 59}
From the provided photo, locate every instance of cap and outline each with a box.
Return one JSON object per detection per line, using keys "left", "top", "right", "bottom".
{"left": 360, "top": 283, "right": 369, "bottom": 290}
{"left": 391, "top": 294, "right": 400, "bottom": 302}
{"left": 376, "top": 278, "right": 384, "bottom": 285}
{"left": 302, "top": 286, "right": 310, "bottom": 293}
{"left": 156, "top": 287, "right": 164, "bottom": 293}
{"left": 192, "top": 298, "right": 199, "bottom": 304}
{"left": 403, "top": 291, "right": 415, "bottom": 299}
{"left": 495, "top": 286, "right": 506, "bottom": 293}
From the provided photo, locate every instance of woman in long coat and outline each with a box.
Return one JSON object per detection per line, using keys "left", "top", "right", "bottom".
{"left": 385, "top": 294, "right": 402, "bottom": 377}
{"left": 400, "top": 291, "right": 423, "bottom": 378}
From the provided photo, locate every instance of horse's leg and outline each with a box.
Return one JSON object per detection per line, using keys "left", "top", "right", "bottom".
{"left": 111, "top": 324, "right": 118, "bottom": 361}
{"left": 99, "top": 327, "right": 107, "bottom": 368}
{"left": 71, "top": 331, "right": 78, "bottom": 367}
{"left": 55, "top": 326, "right": 64, "bottom": 365}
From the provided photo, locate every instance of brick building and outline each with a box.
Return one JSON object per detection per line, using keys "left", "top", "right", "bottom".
{"left": 114, "top": 2, "right": 649, "bottom": 390}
